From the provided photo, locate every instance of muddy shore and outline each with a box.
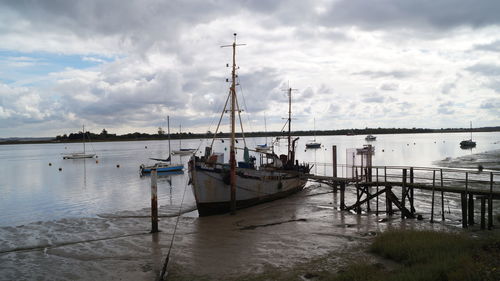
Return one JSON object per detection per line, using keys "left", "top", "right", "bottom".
{"left": 0, "top": 183, "right": 498, "bottom": 280}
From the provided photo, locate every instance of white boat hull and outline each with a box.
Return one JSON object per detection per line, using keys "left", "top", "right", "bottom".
{"left": 189, "top": 161, "right": 308, "bottom": 216}
{"left": 63, "top": 153, "right": 96, "bottom": 159}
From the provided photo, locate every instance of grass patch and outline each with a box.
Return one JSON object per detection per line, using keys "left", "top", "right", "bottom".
{"left": 334, "top": 230, "right": 499, "bottom": 281}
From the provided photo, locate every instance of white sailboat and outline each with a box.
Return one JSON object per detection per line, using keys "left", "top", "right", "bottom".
{"left": 255, "top": 113, "right": 271, "bottom": 152}
{"left": 171, "top": 124, "right": 196, "bottom": 155}
{"left": 140, "top": 116, "right": 184, "bottom": 174}
{"left": 62, "top": 125, "right": 96, "bottom": 159}
{"left": 189, "top": 34, "right": 311, "bottom": 216}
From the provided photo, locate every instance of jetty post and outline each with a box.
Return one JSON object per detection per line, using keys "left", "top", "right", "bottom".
{"left": 440, "top": 169, "right": 445, "bottom": 221}
{"left": 431, "top": 170, "right": 436, "bottom": 223}
{"left": 151, "top": 169, "right": 159, "bottom": 233}
{"left": 467, "top": 172, "right": 474, "bottom": 226}
{"left": 489, "top": 172, "right": 493, "bottom": 229}
{"left": 332, "top": 145, "right": 337, "bottom": 192}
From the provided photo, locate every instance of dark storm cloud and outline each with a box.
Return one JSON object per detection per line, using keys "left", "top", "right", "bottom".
{"left": 352, "top": 70, "right": 416, "bottom": 79}
{"left": 320, "top": 0, "right": 500, "bottom": 30}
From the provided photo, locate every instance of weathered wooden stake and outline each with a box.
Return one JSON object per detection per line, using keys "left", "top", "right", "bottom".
{"left": 440, "top": 169, "right": 445, "bottom": 221}
{"left": 488, "top": 172, "right": 493, "bottom": 230}
{"left": 340, "top": 182, "right": 345, "bottom": 210}
{"left": 151, "top": 169, "right": 159, "bottom": 233}
{"left": 401, "top": 169, "right": 407, "bottom": 219}
{"left": 376, "top": 168, "right": 379, "bottom": 216}
{"left": 461, "top": 192, "right": 467, "bottom": 228}
{"left": 332, "top": 146, "right": 338, "bottom": 192}
{"left": 468, "top": 193, "right": 474, "bottom": 225}
{"left": 431, "top": 170, "right": 436, "bottom": 223}
{"left": 480, "top": 197, "right": 486, "bottom": 230}
{"left": 410, "top": 167, "right": 415, "bottom": 213}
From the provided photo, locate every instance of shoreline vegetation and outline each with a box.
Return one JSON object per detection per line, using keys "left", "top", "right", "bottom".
{"left": 1, "top": 126, "right": 500, "bottom": 145}
{"left": 211, "top": 229, "right": 500, "bottom": 281}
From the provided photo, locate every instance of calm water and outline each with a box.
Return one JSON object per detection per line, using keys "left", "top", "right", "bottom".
{"left": 1, "top": 132, "right": 499, "bottom": 226}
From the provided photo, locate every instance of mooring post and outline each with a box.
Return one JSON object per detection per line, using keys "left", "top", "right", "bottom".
{"left": 401, "top": 169, "right": 407, "bottom": 219}
{"left": 332, "top": 145, "right": 338, "bottom": 193}
{"left": 410, "top": 167, "right": 415, "bottom": 213}
{"left": 431, "top": 170, "right": 436, "bottom": 223}
{"left": 480, "top": 197, "right": 486, "bottom": 230}
{"left": 376, "top": 168, "right": 379, "bottom": 216}
{"left": 151, "top": 169, "right": 159, "bottom": 233}
{"left": 488, "top": 172, "right": 493, "bottom": 230}
{"left": 340, "top": 182, "right": 345, "bottom": 210}
{"left": 440, "top": 169, "right": 445, "bottom": 221}
{"left": 466, "top": 172, "right": 474, "bottom": 225}
{"left": 461, "top": 192, "right": 467, "bottom": 228}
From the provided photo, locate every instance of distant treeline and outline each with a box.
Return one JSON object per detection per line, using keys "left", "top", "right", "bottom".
{"left": 2, "top": 126, "right": 500, "bottom": 145}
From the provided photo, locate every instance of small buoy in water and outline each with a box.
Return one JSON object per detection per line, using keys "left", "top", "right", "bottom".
{"left": 382, "top": 149, "right": 384, "bottom": 152}
{"left": 478, "top": 165, "right": 484, "bottom": 172}
{"left": 96, "top": 155, "right": 98, "bottom": 158}
{"left": 58, "top": 168, "right": 62, "bottom": 171}
{"left": 414, "top": 142, "right": 416, "bottom": 145}
{"left": 434, "top": 141, "right": 436, "bottom": 143}
{"left": 145, "top": 146, "right": 147, "bottom": 149}
{"left": 49, "top": 163, "right": 52, "bottom": 166}
{"left": 407, "top": 143, "right": 409, "bottom": 146}
{"left": 116, "top": 164, "right": 120, "bottom": 168}
{"left": 96, "top": 160, "right": 99, "bottom": 164}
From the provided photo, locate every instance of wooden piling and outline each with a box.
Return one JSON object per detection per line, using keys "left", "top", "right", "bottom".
{"left": 151, "top": 169, "right": 159, "bottom": 233}
{"left": 481, "top": 197, "right": 486, "bottom": 230}
{"left": 488, "top": 172, "right": 493, "bottom": 230}
{"left": 401, "top": 169, "right": 407, "bottom": 219}
{"left": 440, "top": 169, "right": 445, "bottom": 221}
{"left": 461, "top": 192, "right": 467, "bottom": 228}
{"left": 376, "top": 168, "right": 379, "bottom": 216}
{"left": 410, "top": 167, "right": 415, "bottom": 213}
{"left": 332, "top": 145, "right": 338, "bottom": 193}
{"left": 468, "top": 193, "right": 474, "bottom": 225}
{"left": 340, "top": 182, "right": 345, "bottom": 210}
{"left": 431, "top": 170, "right": 436, "bottom": 223}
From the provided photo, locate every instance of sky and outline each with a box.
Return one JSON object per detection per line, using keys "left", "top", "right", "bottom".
{"left": 0, "top": 0, "right": 499, "bottom": 138}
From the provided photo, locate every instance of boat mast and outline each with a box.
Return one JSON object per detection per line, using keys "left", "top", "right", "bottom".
{"left": 229, "top": 34, "right": 237, "bottom": 215}
{"left": 287, "top": 88, "right": 292, "bottom": 159}
{"left": 167, "top": 116, "right": 171, "bottom": 163}
{"left": 82, "top": 124, "right": 86, "bottom": 155}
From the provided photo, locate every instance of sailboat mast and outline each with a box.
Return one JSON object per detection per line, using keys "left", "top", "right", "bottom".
{"left": 229, "top": 34, "right": 237, "bottom": 214}
{"left": 287, "top": 88, "right": 292, "bottom": 158}
{"left": 168, "top": 116, "right": 171, "bottom": 163}
{"left": 82, "top": 124, "right": 86, "bottom": 154}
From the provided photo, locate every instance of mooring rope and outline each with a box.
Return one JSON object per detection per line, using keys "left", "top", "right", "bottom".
{"left": 159, "top": 175, "right": 190, "bottom": 280}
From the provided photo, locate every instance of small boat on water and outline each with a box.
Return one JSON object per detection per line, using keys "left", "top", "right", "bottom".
{"left": 255, "top": 114, "right": 271, "bottom": 152}
{"left": 140, "top": 116, "right": 183, "bottom": 175}
{"left": 62, "top": 125, "right": 96, "bottom": 159}
{"left": 171, "top": 124, "right": 196, "bottom": 155}
{"left": 189, "top": 34, "right": 311, "bottom": 216}
{"left": 460, "top": 121, "right": 476, "bottom": 148}
{"left": 365, "top": 135, "right": 376, "bottom": 141}
{"left": 305, "top": 118, "right": 321, "bottom": 149}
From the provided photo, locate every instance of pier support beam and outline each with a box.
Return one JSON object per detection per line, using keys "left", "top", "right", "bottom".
{"left": 468, "top": 193, "right": 474, "bottom": 226}
{"left": 461, "top": 192, "right": 468, "bottom": 228}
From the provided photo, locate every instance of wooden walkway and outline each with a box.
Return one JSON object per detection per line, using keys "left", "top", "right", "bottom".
{"left": 307, "top": 166, "right": 499, "bottom": 230}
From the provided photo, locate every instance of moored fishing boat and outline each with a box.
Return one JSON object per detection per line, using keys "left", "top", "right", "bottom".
{"left": 189, "top": 34, "right": 311, "bottom": 216}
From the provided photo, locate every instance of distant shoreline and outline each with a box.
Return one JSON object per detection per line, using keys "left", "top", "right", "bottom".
{"left": 2, "top": 126, "right": 499, "bottom": 145}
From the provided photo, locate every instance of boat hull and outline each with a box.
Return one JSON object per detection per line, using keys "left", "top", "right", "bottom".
{"left": 140, "top": 164, "right": 184, "bottom": 174}
{"left": 63, "top": 153, "right": 96, "bottom": 159}
{"left": 305, "top": 143, "right": 321, "bottom": 149}
{"left": 190, "top": 161, "right": 308, "bottom": 216}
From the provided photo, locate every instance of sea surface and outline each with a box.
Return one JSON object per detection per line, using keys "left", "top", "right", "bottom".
{"left": 1, "top": 132, "right": 499, "bottom": 227}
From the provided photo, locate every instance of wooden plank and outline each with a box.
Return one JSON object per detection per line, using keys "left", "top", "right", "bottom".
{"left": 345, "top": 187, "right": 387, "bottom": 211}
{"left": 386, "top": 190, "right": 415, "bottom": 219}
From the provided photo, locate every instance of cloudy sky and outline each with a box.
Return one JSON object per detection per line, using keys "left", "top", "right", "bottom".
{"left": 1, "top": 0, "right": 499, "bottom": 137}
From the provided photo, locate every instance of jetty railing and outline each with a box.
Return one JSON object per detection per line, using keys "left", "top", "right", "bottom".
{"left": 306, "top": 162, "right": 499, "bottom": 230}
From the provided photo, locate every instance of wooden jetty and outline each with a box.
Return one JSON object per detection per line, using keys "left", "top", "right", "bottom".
{"left": 307, "top": 146, "right": 499, "bottom": 230}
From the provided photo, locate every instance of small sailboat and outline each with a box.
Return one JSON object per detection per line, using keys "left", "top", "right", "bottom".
{"left": 365, "top": 135, "right": 376, "bottom": 141}
{"left": 305, "top": 118, "right": 321, "bottom": 149}
{"left": 171, "top": 124, "right": 196, "bottom": 155}
{"left": 62, "top": 125, "right": 96, "bottom": 159}
{"left": 140, "top": 116, "right": 184, "bottom": 174}
{"left": 255, "top": 113, "right": 271, "bottom": 152}
{"left": 460, "top": 121, "right": 476, "bottom": 148}
{"left": 189, "top": 34, "right": 311, "bottom": 216}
